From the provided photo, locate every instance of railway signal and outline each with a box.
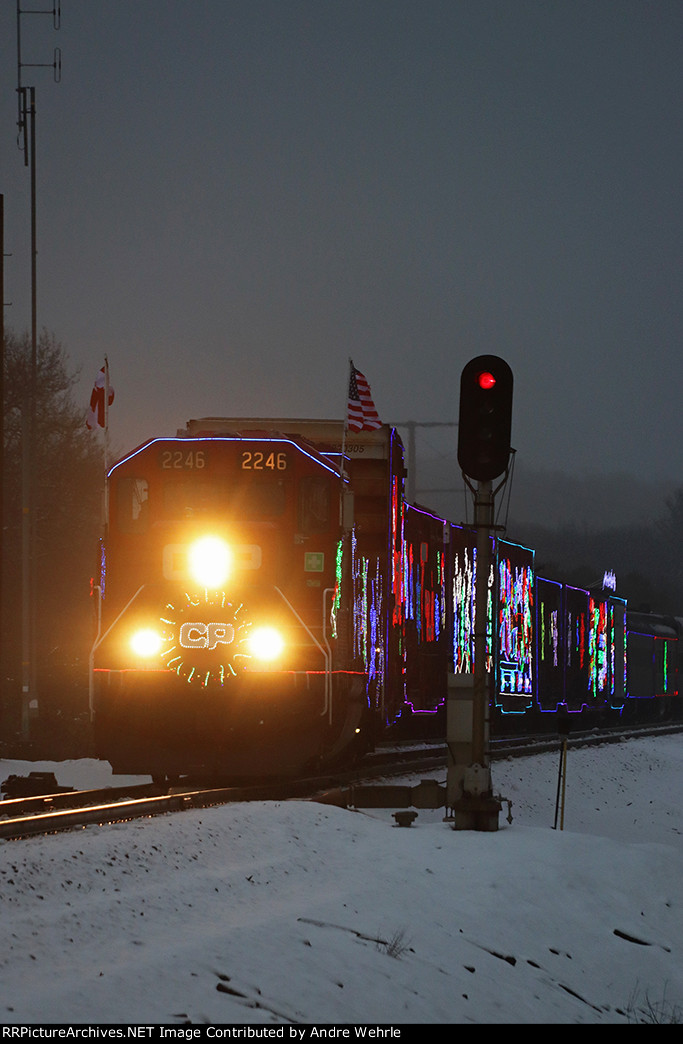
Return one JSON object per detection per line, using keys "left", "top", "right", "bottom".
{"left": 448, "top": 355, "right": 514, "bottom": 830}
{"left": 457, "top": 355, "right": 513, "bottom": 482}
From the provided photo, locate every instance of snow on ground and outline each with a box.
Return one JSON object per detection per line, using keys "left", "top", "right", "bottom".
{"left": 1, "top": 735, "right": 683, "bottom": 1025}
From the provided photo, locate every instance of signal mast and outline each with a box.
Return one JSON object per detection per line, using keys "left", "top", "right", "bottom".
{"left": 447, "top": 355, "right": 513, "bottom": 831}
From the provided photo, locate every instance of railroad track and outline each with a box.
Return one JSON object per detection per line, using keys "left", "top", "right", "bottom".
{"left": 1, "top": 722, "right": 681, "bottom": 841}
{"left": 491, "top": 719, "right": 683, "bottom": 758}
{"left": 0, "top": 744, "right": 447, "bottom": 841}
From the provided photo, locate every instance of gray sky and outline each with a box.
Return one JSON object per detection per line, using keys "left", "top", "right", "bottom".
{"left": 1, "top": 0, "right": 681, "bottom": 482}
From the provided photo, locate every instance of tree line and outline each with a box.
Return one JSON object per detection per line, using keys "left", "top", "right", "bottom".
{"left": 512, "top": 498, "right": 683, "bottom": 617}
{"left": 1, "top": 329, "right": 103, "bottom": 752}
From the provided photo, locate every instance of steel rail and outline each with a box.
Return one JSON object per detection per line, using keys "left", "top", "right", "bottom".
{"left": 1, "top": 722, "right": 681, "bottom": 841}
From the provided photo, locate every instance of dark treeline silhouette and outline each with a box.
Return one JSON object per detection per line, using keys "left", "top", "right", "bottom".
{"left": 510, "top": 505, "right": 682, "bottom": 616}
{"left": 1, "top": 329, "right": 103, "bottom": 753}
{"left": 418, "top": 453, "right": 683, "bottom": 615}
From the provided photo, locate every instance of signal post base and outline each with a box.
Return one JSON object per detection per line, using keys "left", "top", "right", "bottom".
{"left": 446, "top": 674, "right": 501, "bottom": 832}
{"left": 446, "top": 794, "right": 502, "bottom": 832}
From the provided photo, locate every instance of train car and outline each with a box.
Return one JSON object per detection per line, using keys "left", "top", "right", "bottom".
{"left": 400, "top": 503, "right": 451, "bottom": 717}
{"left": 495, "top": 539, "right": 535, "bottom": 714}
{"left": 534, "top": 576, "right": 627, "bottom": 720}
{"left": 450, "top": 533, "right": 535, "bottom": 723}
{"left": 91, "top": 418, "right": 413, "bottom": 780}
{"left": 624, "top": 609, "right": 681, "bottom": 720}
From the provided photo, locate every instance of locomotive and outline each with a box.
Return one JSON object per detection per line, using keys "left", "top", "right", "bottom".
{"left": 90, "top": 418, "right": 680, "bottom": 781}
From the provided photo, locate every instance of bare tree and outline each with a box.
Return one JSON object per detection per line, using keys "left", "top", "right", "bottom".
{"left": 2, "top": 329, "right": 103, "bottom": 748}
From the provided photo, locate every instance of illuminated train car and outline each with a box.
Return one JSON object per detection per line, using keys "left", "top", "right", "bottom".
{"left": 92, "top": 421, "right": 403, "bottom": 779}
{"left": 495, "top": 540, "right": 535, "bottom": 713}
{"left": 452, "top": 540, "right": 644, "bottom": 727}
{"left": 400, "top": 503, "right": 451, "bottom": 716}
{"left": 533, "top": 577, "right": 627, "bottom": 719}
{"left": 450, "top": 534, "right": 536, "bottom": 719}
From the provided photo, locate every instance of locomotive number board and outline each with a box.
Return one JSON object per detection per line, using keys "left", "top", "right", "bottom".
{"left": 158, "top": 448, "right": 289, "bottom": 471}
{"left": 240, "top": 450, "right": 288, "bottom": 471}
{"left": 160, "top": 449, "right": 208, "bottom": 470}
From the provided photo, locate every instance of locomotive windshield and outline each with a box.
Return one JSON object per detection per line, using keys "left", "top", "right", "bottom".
{"left": 163, "top": 477, "right": 288, "bottom": 520}
{"left": 115, "top": 473, "right": 290, "bottom": 531}
{"left": 116, "top": 477, "right": 149, "bottom": 533}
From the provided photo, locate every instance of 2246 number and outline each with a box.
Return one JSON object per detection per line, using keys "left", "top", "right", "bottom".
{"left": 241, "top": 451, "right": 288, "bottom": 471}
{"left": 161, "top": 449, "right": 207, "bottom": 469}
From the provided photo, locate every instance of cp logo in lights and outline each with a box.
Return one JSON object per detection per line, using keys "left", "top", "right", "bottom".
{"left": 179, "top": 621, "right": 235, "bottom": 650}
{"left": 160, "top": 593, "right": 250, "bottom": 686}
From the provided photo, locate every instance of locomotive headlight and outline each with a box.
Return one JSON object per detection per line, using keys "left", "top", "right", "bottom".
{"left": 130, "top": 628, "right": 163, "bottom": 658}
{"left": 248, "top": 626, "right": 285, "bottom": 663}
{"left": 188, "top": 536, "right": 232, "bottom": 589}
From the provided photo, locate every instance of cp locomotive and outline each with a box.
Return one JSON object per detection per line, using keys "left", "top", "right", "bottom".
{"left": 90, "top": 417, "right": 680, "bottom": 780}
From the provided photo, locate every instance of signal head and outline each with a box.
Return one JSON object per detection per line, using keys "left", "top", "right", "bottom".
{"left": 457, "top": 355, "right": 513, "bottom": 482}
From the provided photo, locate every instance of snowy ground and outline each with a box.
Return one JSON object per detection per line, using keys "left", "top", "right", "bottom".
{"left": 1, "top": 735, "right": 683, "bottom": 1025}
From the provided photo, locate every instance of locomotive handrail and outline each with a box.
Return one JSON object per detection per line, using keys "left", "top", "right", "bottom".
{"left": 322, "top": 587, "right": 336, "bottom": 722}
{"left": 88, "top": 584, "right": 147, "bottom": 717}
{"left": 273, "top": 586, "right": 332, "bottom": 720}
{"left": 88, "top": 583, "right": 103, "bottom": 718}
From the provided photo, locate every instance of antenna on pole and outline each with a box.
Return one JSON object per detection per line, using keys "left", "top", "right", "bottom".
{"left": 16, "top": 3, "right": 62, "bottom": 161}
{"left": 392, "top": 421, "right": 459, "bottom": 503}
{"left": 14, "top": 0, "right": 62, "bottom": 738}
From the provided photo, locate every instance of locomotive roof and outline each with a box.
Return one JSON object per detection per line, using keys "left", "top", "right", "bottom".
{"left": 108, "top": 430, "right": 347, "bottom": 478}
{"left": 179, "top": 417, "right": 397, "bottom": 449}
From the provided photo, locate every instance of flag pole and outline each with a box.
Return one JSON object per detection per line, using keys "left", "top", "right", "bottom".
{"left": 89, "top": 357, "right": 110, "bottom": 721}
{"left": 103, "top": 356, "right": 110, "bottom": 525}
{"left": 339, "top": 358, "right": 352, "bottom": 526}
{"left": 341, "top": 358, "right": 352, "bottom": 471}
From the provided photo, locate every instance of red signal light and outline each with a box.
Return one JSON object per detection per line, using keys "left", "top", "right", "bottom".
{"left": 458, "top": 355, "right": 513, "bottom": 481}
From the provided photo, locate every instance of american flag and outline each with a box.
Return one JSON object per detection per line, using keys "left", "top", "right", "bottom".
{"left": 347, "top": 362, "right": 381, "bottom": 432}
{"left": 86, "top": 364, "right": 115, "bottom": 430}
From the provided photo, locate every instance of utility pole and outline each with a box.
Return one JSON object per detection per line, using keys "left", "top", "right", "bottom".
{"left": 15, "top": 1, "right": 62, "bottom": 738}
{"left": 1, "top": 195, "right": 5, "bottom": 677}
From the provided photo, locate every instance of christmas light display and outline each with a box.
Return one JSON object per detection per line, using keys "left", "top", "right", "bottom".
{"left": 536, "top": 577, "right": 564, "bottom": 710}
{"left": 496, "top": 542, "right": 534, "bottom": 707}
{"left": 159, "top": 592, "right": 251, "bottom": 686}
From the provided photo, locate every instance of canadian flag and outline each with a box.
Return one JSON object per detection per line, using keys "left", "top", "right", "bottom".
{"left": 86, "top": 365, "right": 114, "bottom": 430}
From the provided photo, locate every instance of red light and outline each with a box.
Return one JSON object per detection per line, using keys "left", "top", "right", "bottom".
{"left": 477, "top": 371, "right": 496, "bottom": 390}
